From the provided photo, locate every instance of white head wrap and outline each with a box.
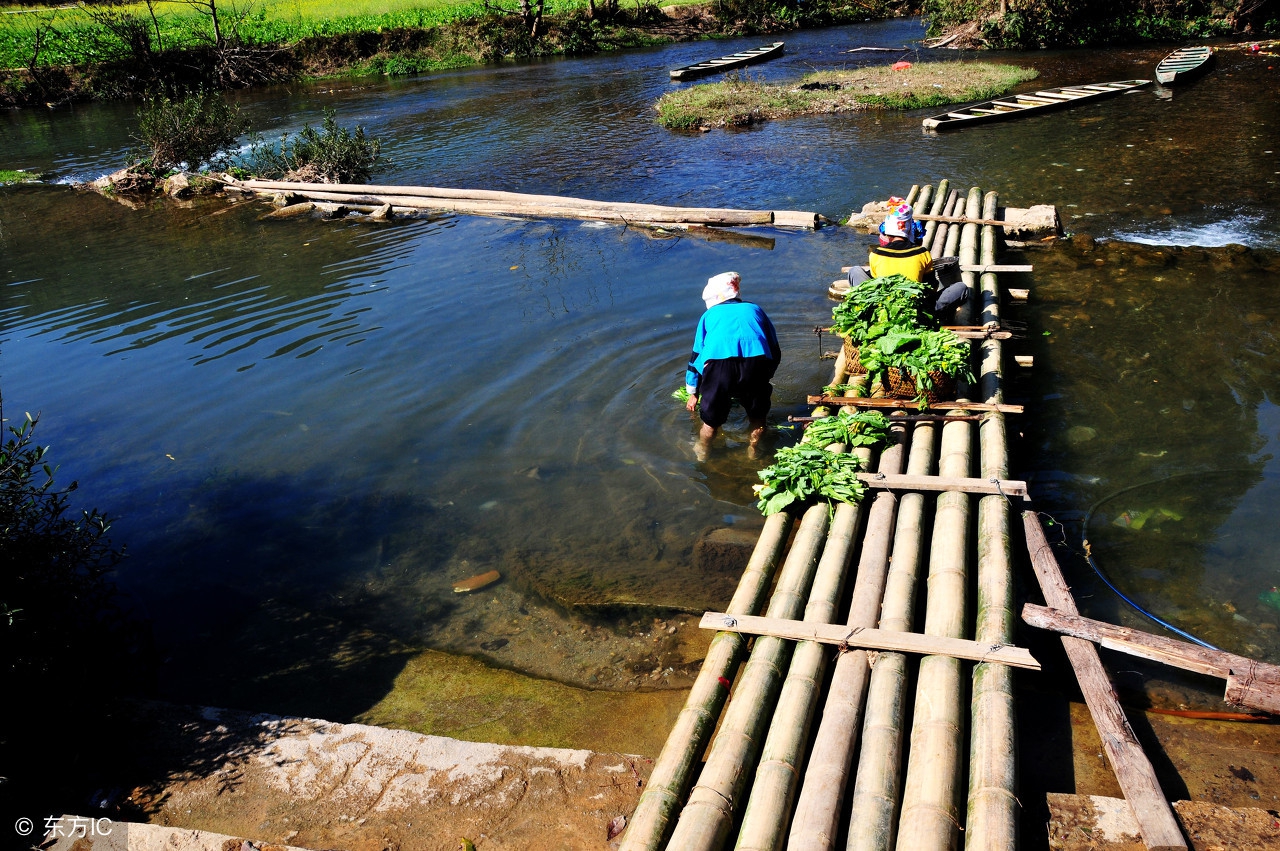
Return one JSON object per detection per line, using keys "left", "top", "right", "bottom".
{"left": 702, "top": 271, "right": 741, "bottom": 308}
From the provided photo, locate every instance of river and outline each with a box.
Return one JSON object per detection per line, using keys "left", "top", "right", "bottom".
{"left": 2, "top": 18, "right": 1279, "bottom": 742}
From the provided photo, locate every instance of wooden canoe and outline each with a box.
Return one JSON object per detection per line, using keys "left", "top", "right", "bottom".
{"left": 1155, "top": 46, "right": 1214, "bottom": 84}
{"left": 669, "top": 42, "right": 784, "bottom": 80}
{"left": 921, "top": 79, "right": 1152, "bottom": 131}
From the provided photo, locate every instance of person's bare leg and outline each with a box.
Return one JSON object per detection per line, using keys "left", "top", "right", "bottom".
{"left": 695, "top": 423, "right": 717, "bottom": 461}
{"left": 747, "top": 419, "right": 766, "bottom": 457}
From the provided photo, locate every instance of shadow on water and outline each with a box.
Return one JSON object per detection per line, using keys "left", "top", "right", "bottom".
{"left": 1013, "top": 235, "right": 1280, "bottom": 694}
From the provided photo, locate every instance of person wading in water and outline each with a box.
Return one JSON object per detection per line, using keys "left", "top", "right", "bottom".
{"left": 683, "top": 272, "right": 782, "bottom": 460}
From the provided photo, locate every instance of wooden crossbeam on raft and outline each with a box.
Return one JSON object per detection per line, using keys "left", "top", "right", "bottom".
{"left": 807, "top": 396, "right": 1025, "bottom": 414}
{"left": 1022, "top": 511, "right": 1188, "bottom": 851}
{"left": 839, "top": 263, "right": 1033, "bottom": 274}
{"left": 697, "top": 612, "right": 1040, "bottom": 670}
{"left": 1021, "top": 603, "right": 1280, "bottom": 715}
{"left": 857, "top": 472, "right": 1027, "bottom": 497}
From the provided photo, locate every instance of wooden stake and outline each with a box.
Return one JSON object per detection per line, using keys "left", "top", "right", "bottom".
{"left": 1022, "top": 512, "right": 1188, "bottom": 851}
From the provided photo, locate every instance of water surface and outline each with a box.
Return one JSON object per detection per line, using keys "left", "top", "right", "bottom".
{"left": 2, "top": 20, "right": 1279, "bottom": 715}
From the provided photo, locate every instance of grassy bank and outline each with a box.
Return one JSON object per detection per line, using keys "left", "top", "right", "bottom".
{"left": 655, "top": 61, "right": 1038, "bottom": 129}
{"left": 0, "top": 0, "right": 906, "bottom": 107}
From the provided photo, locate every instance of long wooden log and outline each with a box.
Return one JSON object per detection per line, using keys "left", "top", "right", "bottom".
{"left": 1021, "top": 603, "right": 1280, "bottom": 714}
{"left": 966, "top": 188, "right": 1019, "bottom": 850}
{"left": 235, "top": 179, "right": 813, "bottom": 227}
{"left": 1022, "top": 512, "right": 1188, "bottom": 851}
{"left": 808, "top": 396, "right": 1024, "bottom": 414}
{"left": 698, "top": 612, "right": 1039, "bottom": 670}
{"left": 249, "top": 187, "right": 777, "bottom": 226}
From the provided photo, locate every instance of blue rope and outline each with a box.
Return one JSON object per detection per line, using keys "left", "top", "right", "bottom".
{"left": 1075, "top": 471, "right": 1261, "bottom": 653}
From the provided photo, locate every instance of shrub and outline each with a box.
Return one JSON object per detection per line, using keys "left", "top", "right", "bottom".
{"left": 247, "top": 108, "right": 382, "bottom": 183}
{"left": 0, "top": 411, "right": 130, "bottom": 693}
{"left": 133, "top": 89, "right": 248, "bottom": 172}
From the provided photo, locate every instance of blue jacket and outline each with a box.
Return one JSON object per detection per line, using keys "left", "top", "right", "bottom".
{"left": 685, "top": 299, "right": 782, "bottom": 392}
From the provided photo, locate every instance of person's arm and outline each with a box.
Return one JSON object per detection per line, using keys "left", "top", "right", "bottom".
{"left": 762, "top": 310, "right": 782, "bottom": 370}
{"left": 685, "top": 314, "right": 708, "bottom": 404}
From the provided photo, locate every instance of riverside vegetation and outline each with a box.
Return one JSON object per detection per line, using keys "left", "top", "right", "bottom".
{"left": 656, "top": 61, "right": 1037, "bottom": 128}
{"left": 0, "top": 0, "right": 905, "bottom": 107}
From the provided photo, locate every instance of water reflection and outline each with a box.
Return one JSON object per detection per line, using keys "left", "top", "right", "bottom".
{"left": 1, "top": 22, "right": 1279, "bottom": 716}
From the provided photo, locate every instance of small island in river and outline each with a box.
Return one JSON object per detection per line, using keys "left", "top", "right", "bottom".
{"left": 655, "top": 61, "right": 1039, "bottom": 129}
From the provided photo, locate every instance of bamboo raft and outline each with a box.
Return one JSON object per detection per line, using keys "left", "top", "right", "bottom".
{"left": 620, "top": 179, "right": 1023, "bottom": 851}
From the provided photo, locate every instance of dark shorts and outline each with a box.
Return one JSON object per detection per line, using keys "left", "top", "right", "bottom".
{"left": 699, "top": 355, "right": 776, "bottom": 428}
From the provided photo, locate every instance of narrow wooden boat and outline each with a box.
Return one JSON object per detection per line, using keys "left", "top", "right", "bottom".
{"left": 921, "top": 79, "right": 1151, "bottom": 131}
{"left": 669, "top": 42, "right": 784, "bottom": 80}
{"left": 1155, "top": 45, "right": 1214, "bottom": 84}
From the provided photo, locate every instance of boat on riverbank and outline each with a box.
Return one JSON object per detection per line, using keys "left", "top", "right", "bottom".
{"left": 669, "top": 42, "right": 784, "bottom": 80}
{"left": 1156, "top": 46, "right": 1214, "bottom": 84}
{"left": 921, "top": 79, "right": 1151, "bottom": 131}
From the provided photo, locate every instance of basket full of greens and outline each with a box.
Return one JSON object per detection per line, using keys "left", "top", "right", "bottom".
{"left": 829, "top": 274, "right": 933, "bottom": 374}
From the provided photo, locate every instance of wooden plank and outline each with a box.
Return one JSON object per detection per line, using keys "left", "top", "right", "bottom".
{"left": 1022, "top": 603, "right": 1280, "bottom": 714}
{"left": 807, "top": 396, "right": 1025, "bottom": 413}
{"left": 1022, "top": 511, "right": 1188, "bottom": 851}
{"left": 1020, "top": 603, "right": 1272, "bottom": 680}
{"left": 697, "top": 611, "right": 1040, "bottom": 670}
{"left": 840, "top": 262, "right": 1032, "bottom": 272}
{"left": 1226, "top": 668, "right": 1280, "bottom": 714}
{"left": 857, "top": 472, "right": 1027, "bottom": 496}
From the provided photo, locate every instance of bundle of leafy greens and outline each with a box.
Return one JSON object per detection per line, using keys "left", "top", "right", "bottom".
{"left": 672, "top": 386, "right": 693, "bottom": 403}
{"left": 802, "top": 409, "right": 892, "bottom": 449}
{"left": 858, "top": 327, "right": 972, "bottom": 403}
{"left": 830, "top": 273, "right": 932, "bottom": 345}
{"left": 754, "top": 444, "right": 867, "bottom": 515}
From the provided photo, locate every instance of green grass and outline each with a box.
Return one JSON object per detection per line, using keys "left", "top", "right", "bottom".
{"left": 0, "top": 169, "right": 41, "bottom": 184}
{"left": 0, "top": 0, "right": 648, "bottom": 69}
{"left": 656, "top": 62, "right": 1040, "bottom": 129}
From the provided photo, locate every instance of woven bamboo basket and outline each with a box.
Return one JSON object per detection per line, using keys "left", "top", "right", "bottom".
{"left": 841, "top": 337, "right": 867, "bottom": 375}
{"left": 884, "top": 367, "right": 956, "bottom": 405}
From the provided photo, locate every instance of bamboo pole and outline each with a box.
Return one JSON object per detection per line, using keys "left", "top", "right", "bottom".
{"left": 622, "top": 348, "right": 850, "bottom": 851}
{"left": 666, "top": 502, "right": 831, "bottom": 851}
{"left": 846, "top": 419, "right": 939, "bottom": 851}
{"left": 922, "top": 180, "right": 948, "bottom": 249}
{"left": 786, "top": 416, "right": 911, "bottom": 850}
{"left": 894, "top": 189, "right": 981, "bottom": 851}
{"left": 966, "top": 189, "right": 1019, "bottom": 850}
{"left": 929, "top": 189, "right": 959, "bottom": 258}
{"left": 734, "top": 426, "right": 903, "bottom": 851}
{"left": 619, "top": 511, "right": 795, "bottom": 851}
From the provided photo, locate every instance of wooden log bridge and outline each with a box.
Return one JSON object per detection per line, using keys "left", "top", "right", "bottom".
{"left": 231, "top": 178, "right": 821, "bottom": 229}
{"left": 622, "top": 180, "right": 1027, "bottom": 851}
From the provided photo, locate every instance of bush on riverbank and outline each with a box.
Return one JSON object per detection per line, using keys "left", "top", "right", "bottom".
{"left": 656, "top": 61, "right": 1037, "bottom": 128}
{"left": 922, "top": 0, "right": 1253, "bottom": 48}
{"left": 247, "top": 108, "right": 383, "bottom": 183}
{"left": 0, "top": 0, "right": 913, "bottom": 107}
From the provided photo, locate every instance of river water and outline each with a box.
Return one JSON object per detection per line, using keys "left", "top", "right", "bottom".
{"left": 2, "top": 19, "right": 1279, "bottom": 723}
